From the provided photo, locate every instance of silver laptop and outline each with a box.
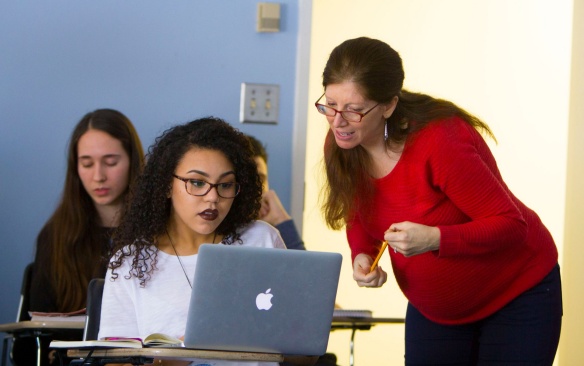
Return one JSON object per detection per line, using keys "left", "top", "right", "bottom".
{"left": 183, "top": 244, "right": 342, "bottom": 356}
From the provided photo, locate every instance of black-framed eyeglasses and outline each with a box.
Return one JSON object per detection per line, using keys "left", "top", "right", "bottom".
{"left": 173, "top": 175, "right": 241, "bottom": 199}
{"left": 314, "top": 93, "right": 379, "bottom": 123}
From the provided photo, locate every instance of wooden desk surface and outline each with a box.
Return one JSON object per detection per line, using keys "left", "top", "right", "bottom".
{"left": 67, "top": 348, "right": 318, "bottom": 365}
{"left": 0, "top": 316, "right": 399, "bottom": 334}
{"left": 0, "top": 320, "right": 85, "bottom": 333}
{"left": 1, "top": 316, "right": 397, "bottom": 364}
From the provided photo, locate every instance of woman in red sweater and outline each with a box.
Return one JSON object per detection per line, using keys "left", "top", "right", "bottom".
{"left": 316, "top": 37, "right": 561, "bottom": 365}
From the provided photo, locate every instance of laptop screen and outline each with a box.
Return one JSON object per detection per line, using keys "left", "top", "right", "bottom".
{"left": 184, "top": 244, "right": 342, "bottom": 356}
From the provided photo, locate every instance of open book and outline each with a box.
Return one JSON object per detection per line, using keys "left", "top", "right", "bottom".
{"left": 50, "top": 333, "right": 183, "bottom": 349}
{"left": 29, "top": 308, "right": 86, "bottom": 322}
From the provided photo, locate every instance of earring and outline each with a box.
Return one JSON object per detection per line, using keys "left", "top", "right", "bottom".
{"left": 384, "top": 121, "right": 388, "bottom": 141}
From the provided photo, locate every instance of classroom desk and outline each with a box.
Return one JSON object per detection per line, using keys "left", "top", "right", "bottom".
{"left": 66, "top": 348, "right": 319, "bottom": 365}
{"left": 330, "top": 316, "right": 405, "bottom": 366}
{"left": 0, "top": 320, "right": 85, "bottom": 366}
{"left": 1, "top": 317, "right": 402, "bottom": 366}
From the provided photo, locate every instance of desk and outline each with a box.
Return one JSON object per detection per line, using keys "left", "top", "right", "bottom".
{"left": 2, "top": 318, "right": 401, "bottom": 366}
{"left": 0, "top": 320, "right": 85, "bottom": 366}
{"left": 331, "top": 317, "right": 405, "bottom": 366}
{"left": 67, "top": 348, "right": 318, "bottom": 365}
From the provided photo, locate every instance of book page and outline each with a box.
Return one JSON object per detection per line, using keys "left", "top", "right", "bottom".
{"left": 143, "top": 333, "right": 183, "bottom": 347}
{"left": 50, "top": 339, "right": 143, "bottom": 349}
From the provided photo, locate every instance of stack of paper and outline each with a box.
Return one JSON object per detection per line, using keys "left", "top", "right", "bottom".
{"left": 29, "top": 308, "right": 86, "bottom": 322}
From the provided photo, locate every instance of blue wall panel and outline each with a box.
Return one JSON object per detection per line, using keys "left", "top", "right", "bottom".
{"left": 0, "top": 0, "right": 299, "bottom": 324}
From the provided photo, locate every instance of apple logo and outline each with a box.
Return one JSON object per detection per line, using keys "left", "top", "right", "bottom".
{"left": 255, "top": 288, "right": 274, "bottom": 310}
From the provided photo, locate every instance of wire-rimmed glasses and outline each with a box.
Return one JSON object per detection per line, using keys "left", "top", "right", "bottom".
{"left": 173, "top": 175, "right": 241, "bottom": 198}
{"left": 314, "top": 93, "right": 379, "bottom": 123}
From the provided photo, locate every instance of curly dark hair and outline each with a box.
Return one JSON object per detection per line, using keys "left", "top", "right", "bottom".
{"left": 109, "top": 116, "right": 262, "bottom": 286}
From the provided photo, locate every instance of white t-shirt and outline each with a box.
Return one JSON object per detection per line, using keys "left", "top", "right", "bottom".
{"left": 99, "top": 220, "right": 286, "bottom": 366}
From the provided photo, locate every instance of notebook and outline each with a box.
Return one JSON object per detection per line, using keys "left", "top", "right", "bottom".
{"left": 183, "top": 244, "right": 342, "bottom": 356}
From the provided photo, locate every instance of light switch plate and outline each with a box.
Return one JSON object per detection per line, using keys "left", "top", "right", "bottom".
{"left": 239, "top": 83, "right": 279, "bottom": 124}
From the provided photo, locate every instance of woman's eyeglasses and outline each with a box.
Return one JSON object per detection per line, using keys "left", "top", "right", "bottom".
{"left": 173, "top": 175, "right": 241, "bottom": 198}
{"left": 314, "top": 93, "right": 379, "bottom": 123}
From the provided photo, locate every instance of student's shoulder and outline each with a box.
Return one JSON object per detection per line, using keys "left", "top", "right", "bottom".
{"left": 239, "top": 220, "right": 279, "bottom": 236}
{"left": 114, "top": 239, "right": 153, "bottom": 253}
{"left": 238, "top": 221, "right": 286, "bottom": 248}
{"left": 110, "top": 240, "right": 156, "bottom": 264}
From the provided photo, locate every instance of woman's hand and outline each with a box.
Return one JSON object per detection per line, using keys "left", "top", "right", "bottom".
{"left": 385, "top": 221, "right": 440, "bottom": 257}
{"left": 259, "top": 190, "right": 292, "bottom": 226}
{"left": 352, "top": 253, "right": 388, "bottom": 288}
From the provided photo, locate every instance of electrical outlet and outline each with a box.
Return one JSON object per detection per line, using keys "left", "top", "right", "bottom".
{"left": 239, "top": 83, "right": 279, "bottom": 124}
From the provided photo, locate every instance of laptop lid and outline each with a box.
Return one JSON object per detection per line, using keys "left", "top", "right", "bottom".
{"left": 183, "top": 244, "right": 342, "bottom": 356}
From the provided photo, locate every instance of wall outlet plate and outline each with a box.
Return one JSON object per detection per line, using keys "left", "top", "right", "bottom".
{"left": 239, "top": 83, "right": 279, "bottom": 124}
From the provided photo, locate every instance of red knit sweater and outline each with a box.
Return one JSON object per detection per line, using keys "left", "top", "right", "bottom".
{"left": 347, "top": 117, "right": 558, "bottom": 325}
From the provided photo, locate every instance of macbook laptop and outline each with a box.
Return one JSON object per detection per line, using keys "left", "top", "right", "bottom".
{"left": 183, "top": 244, "right": 342, "bottom": 356}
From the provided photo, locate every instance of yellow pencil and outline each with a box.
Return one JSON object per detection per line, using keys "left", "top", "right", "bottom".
{"left": 370, "top": 241, "right": 388, "bottom": 272}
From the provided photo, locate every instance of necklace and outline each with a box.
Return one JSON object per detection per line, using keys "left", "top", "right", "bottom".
{"left": 165, "top": 229, "right": 216, "bottom": 289}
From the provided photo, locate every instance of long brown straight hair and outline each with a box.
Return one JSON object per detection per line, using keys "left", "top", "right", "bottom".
{"left": 43, "top": 109, "right": 144, "bottom": 312}
{"left": 321, "top": 37, "right": 495, "bottom": 230}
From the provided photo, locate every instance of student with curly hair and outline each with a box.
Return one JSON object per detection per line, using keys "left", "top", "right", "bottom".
{"left": 99, "top": 117, "right": 285, "bottom": 366}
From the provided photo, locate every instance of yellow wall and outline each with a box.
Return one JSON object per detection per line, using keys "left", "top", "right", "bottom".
{"left": 559, "top": 0, "right": 584, "bottom": 364}
{"left": 302, "top": 1, "right": 574, "bottom": 364}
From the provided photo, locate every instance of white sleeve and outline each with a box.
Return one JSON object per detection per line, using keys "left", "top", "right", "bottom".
{"left": 98, "top": 262, "right": 140, "bottom": 339}
{"left": 240, "top": 220, "right": 286, "bottom": 249}
{"left": 266, "top": 221, "right": 286, "bottom": 249}
{"left": 271, "top": 227, "right": 286, "bottom": 249}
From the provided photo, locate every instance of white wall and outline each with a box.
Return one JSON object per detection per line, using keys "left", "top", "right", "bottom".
{"left": 302, "top": 1, "right": 572, "bottom": 364}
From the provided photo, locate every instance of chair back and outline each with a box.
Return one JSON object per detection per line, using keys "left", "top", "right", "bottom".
{"left": 16, "top": 263, "right": 34, "bottom": 322}
{"left": 82, "top": 278, "right": 105, "bottom": 341}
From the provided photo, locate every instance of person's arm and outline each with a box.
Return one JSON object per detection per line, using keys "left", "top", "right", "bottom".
{"left": 98, "top": 262, "right": 140, "bottom": 340}
{"left": 352, "top": 253, "right": 388, "bottom": 288}
{"left": 275, "top": 220, "right": 306, "bottom": 251}
{"left": 423, "top": 120, "right": 527, "bottom": 257}
{"left": 259, "top": 190, "right": 291, "bottom": 226}
{"left": 345, "top": 211, "right": 390, "bottom": 289}
{"left": 350, "top": 119, "right": 528, "bottom": 261}
{"left": 347, "top": 213, "right": 382, "bottom": 262}
{"left": 260, "top": 190, "right": 306, "bottom": 250}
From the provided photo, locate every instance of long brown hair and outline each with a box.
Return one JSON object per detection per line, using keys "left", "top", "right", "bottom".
{"left": 321, "top": 37, "right": 495, "bottom": 230}
{"left": 44, "top": 108, "right": 144, "bottom": 311}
